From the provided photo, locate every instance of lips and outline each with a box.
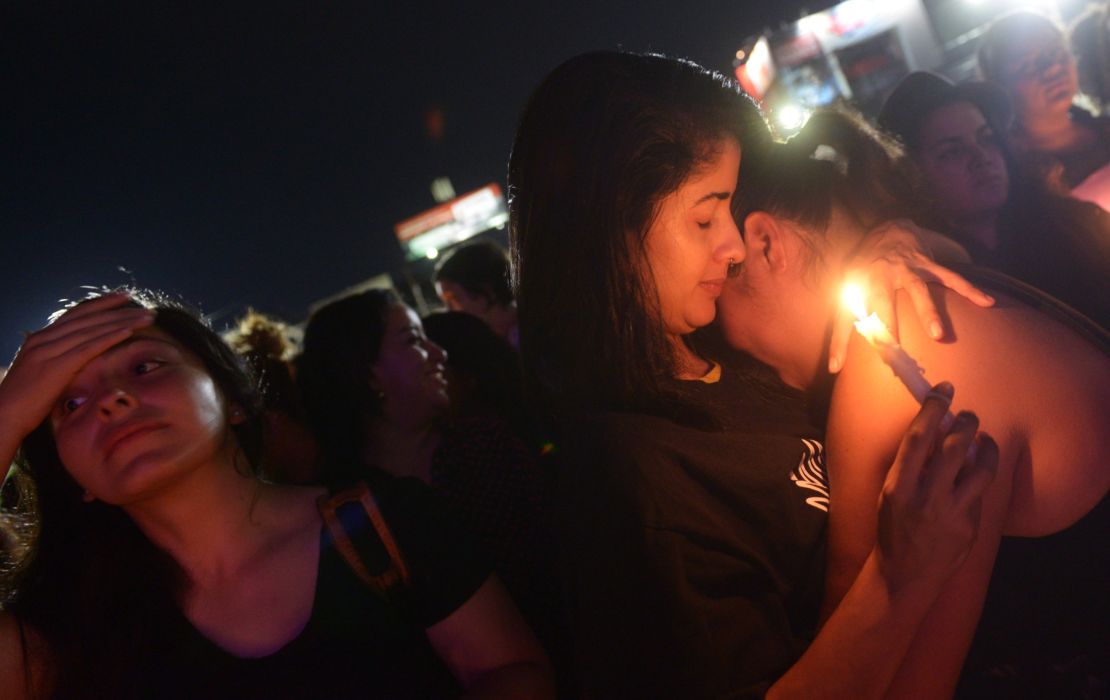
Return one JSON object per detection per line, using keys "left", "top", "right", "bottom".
{"left": 427, "top": 365, "right": 448, "bottom": 387}
{"left": 101, "top": 421, "right": 165, "bottom": 458}
{"left": 698, "top": 278, "right": 727, "bottom": 296}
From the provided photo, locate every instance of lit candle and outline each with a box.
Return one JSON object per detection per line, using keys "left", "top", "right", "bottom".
{"left": 841, "top": 284, "right": 954, "bottom": 430}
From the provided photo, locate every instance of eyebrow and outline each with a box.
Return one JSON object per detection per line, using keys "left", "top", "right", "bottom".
{"left": 694, "top": 191, "right": 731, "bottom": 205}
{"left": 928, "top": 137, "right": 964, "bottom": 150}
{"left": 95, "top": 335, "right": 178, "bottom": 361}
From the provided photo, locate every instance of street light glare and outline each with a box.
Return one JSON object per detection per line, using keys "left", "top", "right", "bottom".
{"left": 775, "top": 103, "right": 809, "bottom": 133}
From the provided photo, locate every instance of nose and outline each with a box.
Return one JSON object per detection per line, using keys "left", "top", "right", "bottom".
{"left": 968, "top": 142, "right": 999, "bottom": 171}
{"left": 425, "top": 340, "right": 448, "bottom": 365}
{"left": 97, "top": 388, "right": 137, "bottom": 419}
{"left": 718, "top": 215, "right": 746, "bottom": 266}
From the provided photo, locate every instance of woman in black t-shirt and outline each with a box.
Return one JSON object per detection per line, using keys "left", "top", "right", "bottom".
{"left": 0, "top": 289, "right": 553, "bottom": 699}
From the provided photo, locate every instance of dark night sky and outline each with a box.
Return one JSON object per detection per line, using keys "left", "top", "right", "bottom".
{"left": 4, "top": 0, "right": 820, "bottom": 362}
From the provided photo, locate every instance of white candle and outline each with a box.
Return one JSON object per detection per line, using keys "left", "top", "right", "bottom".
{"left": 842, "top": 284, "right": 954, "bottom": 428}
{"left": 851, "top": 311, "right": 933, "bottom": 403}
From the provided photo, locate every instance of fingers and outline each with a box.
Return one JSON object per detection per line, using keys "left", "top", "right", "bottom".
{"left": 922, "top": 263, "right": 996, "bottom": 308}
{"left": 828, "top": 306, "right": 854, "bottom": 373}
{"left": 24, "top": 306, "right": 153, "bottom": 353}
{"left": 902, "top": 274, "right": 946, "bottom": 341}
{"left": 46, "top": 292, "right": 134, "bottom": 326}
{"left": 953, "top": 434, "right": 999, "bottom": 509}
{"left": 921, "top": 411, "right": 979, "bottom": 493}
{"left": 44, "top": 320, "right": 146, "bottom": 364}
{"left": 887, "top": 382, "right": 955, "bottom": 492}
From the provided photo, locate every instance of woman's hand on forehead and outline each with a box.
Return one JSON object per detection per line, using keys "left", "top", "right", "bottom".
{"left": 0, "top": 293, "right": 156, "bottom": 443}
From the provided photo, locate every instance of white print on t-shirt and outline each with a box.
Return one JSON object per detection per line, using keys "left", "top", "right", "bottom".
{"left": 791, "top": 439, "right": 829, "bottom": 512}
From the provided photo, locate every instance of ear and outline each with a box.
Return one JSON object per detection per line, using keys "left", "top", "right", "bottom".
{"left": 742, "top": 211, "right": 791, "bottom": 273}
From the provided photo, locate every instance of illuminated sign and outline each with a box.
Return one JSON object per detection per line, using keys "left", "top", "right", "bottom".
{"left": 394, "top": 183, "right": 509, "bottom": 261}
{"left": 735, "top": 36, "right": 775, "bottom": 99}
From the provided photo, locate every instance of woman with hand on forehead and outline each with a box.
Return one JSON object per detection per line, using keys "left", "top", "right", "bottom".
{"left": 0, "top": 291, "right": 554, "bottom": 699}
{"left": 511, "top": 51, "right": 1000, "bottom": 699}
{"left": 716, "top": 110, "right": 1110, "bottom": 699}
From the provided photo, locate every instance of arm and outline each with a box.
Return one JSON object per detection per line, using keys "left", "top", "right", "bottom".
{"left": 769, "top": 388, "right": 997, "bottom": 699}
{"left": 426, "top": 575, "right": 554, "bottom": 700}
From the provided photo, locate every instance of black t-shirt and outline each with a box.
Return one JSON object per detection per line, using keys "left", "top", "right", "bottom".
{"left": 132, "top": 476, "right": 490, "bottom": 700}
{"left": 558, "top": 364, "right": 828, "bottom": 699}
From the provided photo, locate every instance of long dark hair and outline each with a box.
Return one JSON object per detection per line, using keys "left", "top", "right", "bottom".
{"left": 2, "top": 288, "right": 264, "bottom": 698}
{"left": 509, "top": 51, "right": 771, "bottom": 420}
{"left": 297, "top": 288, "right": 398, "bottom": 483}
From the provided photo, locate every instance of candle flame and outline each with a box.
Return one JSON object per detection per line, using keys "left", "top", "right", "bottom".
{"left": 855, "top": 313, "right": 887, "bottom": 341}
{"left": 841, "top": 282, "right": 868, "bottom": 322}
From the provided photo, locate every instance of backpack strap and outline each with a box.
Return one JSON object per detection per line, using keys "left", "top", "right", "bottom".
{"left": 317, "top": 482, "right": 412, "bottom": 601}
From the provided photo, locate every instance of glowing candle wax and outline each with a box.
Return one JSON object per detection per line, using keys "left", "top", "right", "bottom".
{"left": 841, "top": 283, "right": 935, "bottom": 404}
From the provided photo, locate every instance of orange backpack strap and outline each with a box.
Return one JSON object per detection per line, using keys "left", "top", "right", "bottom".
{"left": 317, "top": 482, "right": 412, "bottom": 601}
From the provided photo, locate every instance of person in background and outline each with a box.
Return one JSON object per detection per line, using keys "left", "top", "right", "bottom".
{"left": 433, "top": 240, "right": 520, "bottom": 349}
{"left": 227, "top": 310, "right": 320, "bottom": 484}
{"left": 978, "top": 10, "right": 1110, "bottom": 209}
{"left": 879, "top": 71, "right": 1110, "bottom": 327}
{"left": 0, "top": 290, "right": 554, "bottom": 699}
{"left": 510, "top": 50, "right": 999, "bottom": 699}
{"left": 421, "top": 311, "right": 530, "bottom": 436}
{"left": 1068, "top": 3, "right": 1110, "bottom": 114}
{"left": 296, "top": 290, "right": 554, "bottom": 653}
{"left": 714, "top": 109, "right": 1110, "bottom": 698}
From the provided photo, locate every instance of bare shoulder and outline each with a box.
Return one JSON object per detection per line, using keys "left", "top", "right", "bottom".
{"left": 896, "top": 287, "right": 1110, "bottom": 534}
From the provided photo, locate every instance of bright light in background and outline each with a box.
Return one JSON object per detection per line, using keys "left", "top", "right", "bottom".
{"left": 961, "top": 0, "right": 1056, "bottom": 9}
{"left": 425, "top": 247, "right": 439, "bottom": 260}
{"left": 774, "top": 103, "right": 810, "bottom": 133}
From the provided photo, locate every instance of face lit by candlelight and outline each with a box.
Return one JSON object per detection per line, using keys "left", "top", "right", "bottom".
{"left": 718, "top": 207, "right": 859, "bottom": 390}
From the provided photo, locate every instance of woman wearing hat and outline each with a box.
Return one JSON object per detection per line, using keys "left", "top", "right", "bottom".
{"left": 879, "top": 71, "right": 1110, "bottom": 328}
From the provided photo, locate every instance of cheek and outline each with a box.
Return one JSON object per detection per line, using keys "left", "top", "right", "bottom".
{"left": 172, "top": 373, "right": 231, "bottom": 441}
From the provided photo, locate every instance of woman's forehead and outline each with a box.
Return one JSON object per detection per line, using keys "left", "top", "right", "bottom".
{"left": 999, "top": 24, "right": 1064, "bottom": 63}
{"left": 921, "top": 102, "right": 987, "bottom": 141}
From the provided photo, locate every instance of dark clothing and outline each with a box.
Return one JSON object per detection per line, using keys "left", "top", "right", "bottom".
{"left": 134, "top": 476, "right": 489, "bottom": 699}
{"left": 957, "top": 492, "right": 1110, "bottom": 699}
{"left": 953, "top": 187, "right": 1110, "bottom": 330}
{"left": 558, "top": 364, "right": 828, "bottom": 699}
{"left": 432, "top": 415, "right": 552, "bottom": 617}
